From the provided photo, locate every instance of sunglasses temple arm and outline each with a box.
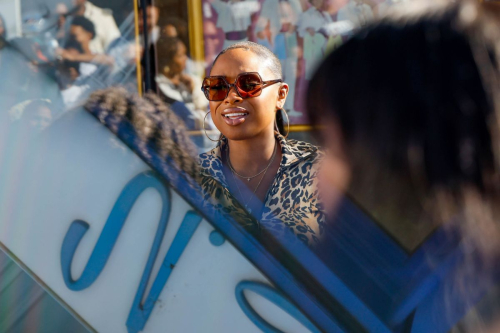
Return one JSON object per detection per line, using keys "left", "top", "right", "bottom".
{"left": 262, "top": 79, "right": 283, "bottom": 87}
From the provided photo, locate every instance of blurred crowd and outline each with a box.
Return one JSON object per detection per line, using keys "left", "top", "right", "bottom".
{"left": 0, "top": 0, "right": 214, "bottom": 147}
{"left": 0, "top": 0, "right": 412, "bottom": 145}
{"left": 203, "top": 0, "right": 410, "bottom": 118}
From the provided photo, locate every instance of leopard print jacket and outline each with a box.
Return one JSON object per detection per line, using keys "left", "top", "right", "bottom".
{"left": 199, "top": 133, "right": 325, "bottom": 247}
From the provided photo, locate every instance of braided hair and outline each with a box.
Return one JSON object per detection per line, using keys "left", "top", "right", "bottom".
{"left": 85, "top": 87, "right": 199, "bottom": 181}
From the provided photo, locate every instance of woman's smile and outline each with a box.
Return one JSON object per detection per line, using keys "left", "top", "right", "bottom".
{"left": 221, "top": 107, "right": 249, "bottom": 126}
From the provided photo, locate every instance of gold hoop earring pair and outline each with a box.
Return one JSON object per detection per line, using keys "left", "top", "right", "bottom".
{"left": 203, "top": 111, "right": 221, "bottom": 142}
{"left": 275, "top": 109, "right": 290, "bottom": 138}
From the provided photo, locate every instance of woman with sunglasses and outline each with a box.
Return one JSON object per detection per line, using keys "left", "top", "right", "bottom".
{"left": 199, "top": 41, "right": 324, "bottom": 247}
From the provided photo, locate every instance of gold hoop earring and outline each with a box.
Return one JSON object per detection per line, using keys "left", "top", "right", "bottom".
{"left": 275, "top": 109, "right": 290, "bottom": 138}
{"left": 203, "top": 111, "right": 220, "bottom": 142}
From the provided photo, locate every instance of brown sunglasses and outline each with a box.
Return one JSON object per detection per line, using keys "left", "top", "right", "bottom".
{"left": 201, "top": 72, "right": 282, "bottom": 101}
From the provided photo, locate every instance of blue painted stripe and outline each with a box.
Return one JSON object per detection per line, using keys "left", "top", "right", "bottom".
{"left": 235, "top": 281, "right": 324, "bottom": 333}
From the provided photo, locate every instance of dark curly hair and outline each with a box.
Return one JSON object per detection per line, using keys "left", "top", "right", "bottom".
{"left": 70, "top": 16, "right": 96, "bottom": 39}
{"left": 85, "top": 87, "right": 199, "bottom": 180}
{"left": 156, "top": 36, "right": 184, "bottom": 75}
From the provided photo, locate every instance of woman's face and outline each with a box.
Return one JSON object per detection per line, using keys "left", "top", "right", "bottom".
{"left": 168, "top": 41, "right": 187, "bottom": 75}
{"left": 209, "top": 48, "right": 287, "bottom": 141}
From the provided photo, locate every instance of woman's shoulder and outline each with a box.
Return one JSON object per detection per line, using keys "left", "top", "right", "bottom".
{"left": 199, "top": 147, "right": 225, "bottom": 179}
{"left": 199, "top": 147, "right": 218, "bottom": 166}
{"left": 282, "top": 137, "right": 323, "bottom": 165}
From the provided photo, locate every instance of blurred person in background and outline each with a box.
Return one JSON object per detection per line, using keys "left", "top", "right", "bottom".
{"left": 58, "top": 57, "right": 90, "bottom": 107}
{"left": 161, "top": 17, "right": 204, "bottom": 78}
{"left": 0, "top": 15, "right": 61, "bottom": 117}
{"left": 307, "top": 1, "right": 500, "bottom": 330}
{"left": 374, "top": 0, "right": 410, "bottom": 18}
{"left": 21, "top": 99, "right": 53, "bottom": 133}
{"left": 256, "top": 0, "right": 302, "bottom": 116}
{"left": 162, "top": 17, "right": 188, "bottom": 41}
{"left": 139, "top": 4, "right": 160, "bottom": 44}
{"left": 200, "top": 41, "right": 325, "bottom": 247}
{"left": 209, "top": 0, "right": 260, "bottom": 48}
{"left": 73, "top": 0, "right": 120, "bottom": 54}
{"left": 162, "top": 21, "right": 177, "bottom": 38}
{"left": 57, "top": 16, "right": 114, "bottom": 67}
{"left": 155, "top": 36, "right": 208, "bottom": 128}
{"left": 203, "top": 20, "right": 222, "bottom": 68}
{"left": 336, "top": 0, "right": 374, "bottom": 28}
{"left": 137, "top": 4, "right": 160, "bottom": 92}
{"left": 0, "top": 13, "right": 6, "bottom": 50}
{"left": 297, "top": 0, "right": 332, "bottom": 80}
{"left": 55, "top": 3, "right": 69, "bottom": 42}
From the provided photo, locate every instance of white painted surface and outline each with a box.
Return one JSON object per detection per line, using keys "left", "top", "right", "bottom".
{"left": 0, "top": 0, "right": 21, "bottom": 38}
{"left": 0, "top": 108, "right": 311, "bottom": 333}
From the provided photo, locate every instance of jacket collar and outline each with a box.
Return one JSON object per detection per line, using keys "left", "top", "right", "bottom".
{"left": 199, "top": 133, "right": 318, "bottom": 182}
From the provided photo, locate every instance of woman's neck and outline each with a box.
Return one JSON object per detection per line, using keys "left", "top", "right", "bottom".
{"left": 226, "top": 130, "right": 278, "bottom": 177}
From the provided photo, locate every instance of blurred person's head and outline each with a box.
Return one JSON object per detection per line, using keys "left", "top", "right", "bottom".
{"left": 279, "top": 2, "right": 297, "bottom": 30}
{"left": 72, "top": 0, "right": 87, "bottom": 15}
{"left": 307, "top": 1, "right": 500, "bottom": 254}
{"left": 55, "top": 3, "right": 68, "bottom": 15}
{"left": 138, "top": 5, "right": 159, "bottom": 34}
{"left": 70, "top": 16, "right": 95, "bottom": 46}
{"left": 206, "top": 41, "right": 289, "bottom": 141}
{"left": 55, "top": 3, "right": 68, "bottom": 29}
{"left": 161, "top": 17, "right": 188, "bottom": 47}
{"left": 22, "top": 100, "right": 53, "bottom": 132}
{"left": 156, "top": 37, "right": 187, "bottom": 78}
{"left": 162, "top": 24, "right": 177, "bottom": 38}
{"left": 203, "top": 20, "right": 221, "bottom": 64}
{"left": 73, "top": 0, "right": 87, "bottom": 8}
{"left": 324, "top": 0, "right": 348, "bottom": 14}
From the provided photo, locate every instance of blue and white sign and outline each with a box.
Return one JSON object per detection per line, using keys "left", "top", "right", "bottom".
{"left": 0, "top": 107, "right": 317, "bottom": 332}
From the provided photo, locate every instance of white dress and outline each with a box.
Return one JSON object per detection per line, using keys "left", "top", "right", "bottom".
{"left": 297, "top": 7, "right": 332, "bottom": 80}
{"left": 211, "top": 0, "right": 260, "bottom": 48}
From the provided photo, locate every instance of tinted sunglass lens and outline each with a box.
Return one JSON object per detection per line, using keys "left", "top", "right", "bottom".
{"left": 205, "top": 78, "right": 228, "bottom": 101}
{"left": 237, "top": 73, "right": 262, "bottom": 97}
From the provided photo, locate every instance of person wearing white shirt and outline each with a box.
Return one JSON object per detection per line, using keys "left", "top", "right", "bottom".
{"left": 337, "top": 0, "right": 374, "bottom": 29}
{"left": 73, "top": 0, "right": 121, "bottom": 54}
{"left": 155, "top": 37, "right": 208, "bottom": 129}
{"left": 255, "top": 0, "right": 302, "bottom": 116}
{"left": 375, "top": 0, "right": 409, "bottom": 18}
{"left": 297, "top": 0, "right": 332, "bottom": 80}
{"left": 210, "top": 0, "right": 260, "bottom": 48}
